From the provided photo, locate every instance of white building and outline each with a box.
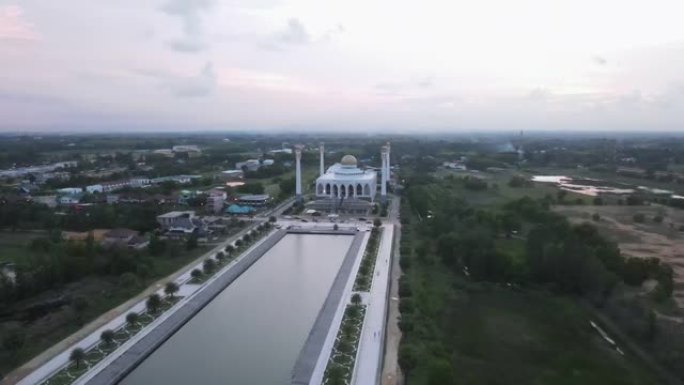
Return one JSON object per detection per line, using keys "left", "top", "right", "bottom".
{"left": 315, "top": 155, "right": 377, "bottom": 200}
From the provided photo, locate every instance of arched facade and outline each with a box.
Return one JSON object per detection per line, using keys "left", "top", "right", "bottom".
{"left": 314, "top": 154, "right": 378, "bottom": 201}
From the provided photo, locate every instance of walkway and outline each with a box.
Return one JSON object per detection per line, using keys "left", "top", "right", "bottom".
{"left": 353, "top": 224, "right": 394, "bottom": 385}
{"left": 382, "top": 196, "right": 403, "bottom": 385}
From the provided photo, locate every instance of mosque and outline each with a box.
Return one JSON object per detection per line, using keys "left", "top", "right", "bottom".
{"left": 294, "top": 142, "right": 390, "bottom": 214}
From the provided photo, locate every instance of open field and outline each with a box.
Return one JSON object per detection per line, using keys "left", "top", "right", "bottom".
{"left": 0, "top": 231, "right": 47, "bottom": 265}
{"left": 554, "top": 205, "right": 684, "bottom": 310}
{"left": 433, "top": 168, "right": 592, "bottom": 206}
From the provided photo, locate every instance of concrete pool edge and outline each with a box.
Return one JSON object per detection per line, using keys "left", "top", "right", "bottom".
{"left": 290, "top": 231, "right": 366, "bottom": 385}
{"left": 81, "top": 229, "right": 289, "bottom": 385}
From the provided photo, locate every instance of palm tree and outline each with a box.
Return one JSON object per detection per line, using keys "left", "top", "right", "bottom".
{"left": 203, "top": 258, "right": 217, "bottom": 274}
{"left": 351, "top": 293, "right": 362, "bottom": 306}
{"left": 146, "top": 293, "right": 162, "bottom": 314}
{"left": 125, "top": 312, "right": 139, "bottom": 327}
{"left": 164, "top": 282, "right": 179, "bottom": 298}
{"left": 70, "top": 347, "right": 86, "bottom": 369}
{"left": 191, "top": 268, "right": 203, "bottom": 281}
{"left": 100, "top": 329, "right": 115, "bottom": 347}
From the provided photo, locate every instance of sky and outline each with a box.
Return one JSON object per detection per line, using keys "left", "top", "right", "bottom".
{"left": 1, "top": 0, "right": 684, "bottom": 133}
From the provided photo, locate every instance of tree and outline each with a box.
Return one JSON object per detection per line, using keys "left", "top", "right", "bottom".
{"left": 243, "top": 233, "right": 252, "bottom": 242}
{"left": 593, "top": 197, "right": 604, "bottom": 206}
{"left": 2, "top": 329, "right": 25, "bottom": 354}
{"left": 191, "top": 268, "right": 203, "bottom": 281}
{"left": 164, "top": 281, "right": 179, "bottom": 298}
{"left": 235, "top": 239, "right": 243, "bottom": 247}
{"left": 100, "top": 329, "right": 115, "bottom": 346}
{"left": 653, "top": 215, "right": 664, "bottom": 223}
{"left": 146, "top": 293, "right": 162, "bottom": 314}
{"left": 126, "top": 312, "right": 139, "bottom": 327}
{"left": 215, "top": 251, "right": 225, "bottom": 261}
{"left": 148, "top": 233, "right": 166, "bottom": 256}
{"left": 186, "top": 233, "right": 198, "bottom": 250}
{"left": 333, "top": 224, "right": 339, "bottom": 231}
{"left": 70, "top": 347, "right": 86, "bottom": 369}
{"left": 224, "top": 244, "right": 235, "bottom": 254}
{"left": 269, "top": 216, "right": 277, "bottom": 222}
{"left": 592, "top": 213, "right": 601, "bottom": 221}
{"left": 633, "top": 213, "right": 646, "bottom": 223}
{"left": 398, "top": 344, "right": 418, "bottom": 378}
{"left": 351, "top": 293, "right": 362, "bottom": 305}
{"left": 72, "top": 295, "right": 90, "bottom": 321}
{"left": 203, "top": 258, "right": 217, "bottom": 274}
{"left": 373, "top": 218, "right": 382, "bottom": 227}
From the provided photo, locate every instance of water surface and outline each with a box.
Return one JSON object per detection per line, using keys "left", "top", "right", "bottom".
{"left": 119, "top": 234, "right": 353, "bottom": 385}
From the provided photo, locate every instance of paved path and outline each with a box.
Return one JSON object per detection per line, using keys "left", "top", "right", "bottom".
{"left": 382, "top": 197, "right": 404, "bottom": 385}
{"left": 353, "top": 224, "right": 394, "bottom": 385}
{"left": 9, "top": 224, "right": 261, "bottom": 385}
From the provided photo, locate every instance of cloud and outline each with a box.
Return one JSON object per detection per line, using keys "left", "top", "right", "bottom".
{"left": 0, "top": 5, "right": 39, "bottom": 41}
{"left": 592, "top": 55, "right": 608, "bottom": 66}
{"left": 278, "top": 18, "right": 310, "bottom": 45}
{"left": 136, "top": 62, "right": 217, "bottom": 98}
{"left": 160, "top": 0, "right": 214, "bottom": 52}
{"left": 168, "top": 38, "right": 204, "bottom": 52}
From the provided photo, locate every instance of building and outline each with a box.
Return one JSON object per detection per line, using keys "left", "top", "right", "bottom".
{"left": 150, "top": 175, "right": 200, "bottom": 185}
{"left": 237, "top": 194, "right": 271, "bottom": 206}
{"left": 58, "top": 194, "right": 82, "bottom": 205}
{"left": 156, "top": 211, "right": 208, "bottom": 236}
{"left": 303, "top": 144, "right": 389, "bottom": 214}
{"left": 235, "top": 159, "right": 261, "bottom": 172}
{"left": 315, "top": 155, "right": 377, "bottom": 200}
{"left": 57, "top": 187, "right": 83, "bottom": 195}
{"left": 220, "top": 169, "right": 244, "bottom": 181}
{"left": 86, "top": 184, "right": 104, "bottom": 194}
{"left": 172, "top": 145, "right": 201, "bottom": 154}
{"left": 262, "top": 159, "right": 275, "bottom": 166}
{"left": 225, "top": 204, "right": 255, "bottom": 215}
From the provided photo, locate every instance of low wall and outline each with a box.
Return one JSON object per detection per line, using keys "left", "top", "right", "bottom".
{"left": 84, "top": 229, "right": 288, "bottom": 385}
{"left": 290, "top": 231, "right": 366, "bottom": 385}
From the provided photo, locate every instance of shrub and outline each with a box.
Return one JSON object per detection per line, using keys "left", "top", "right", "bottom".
{"left": 592, "top": 213, "right": 601, "bottom": 221}
{"left": 653, "top": 215, "right": 664, "bottom": 223}
{"left": 633, "top": 213, "right": 646, "bottom": 223}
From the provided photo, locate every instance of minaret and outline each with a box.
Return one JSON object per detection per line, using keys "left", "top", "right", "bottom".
{"left": 385, "top": 141, "right": 391, "bottom": 183}
{"left": 319, "top": 142, "right": 325, "bottom": 176}
{"left": 295, "top": 145, "right": 303, "bottom": 203}
{"left": 380, "top": 145, "right": 388, "bottom": 204}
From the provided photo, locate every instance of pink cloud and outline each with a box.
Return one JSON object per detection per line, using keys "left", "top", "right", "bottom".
{"left": 0, "top": 5, "right": 39, "bottom": 41}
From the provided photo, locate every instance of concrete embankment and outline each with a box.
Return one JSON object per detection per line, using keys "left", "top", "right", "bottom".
{"left": 290, "top": 231, "right": 365, "bottom": 385}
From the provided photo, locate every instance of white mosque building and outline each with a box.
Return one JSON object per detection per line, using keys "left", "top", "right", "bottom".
{"left": 295, "top": 142, "right": 390, "bottom": 214}
{"left": 315, "top": 155, "right": 377, "bottom": 200}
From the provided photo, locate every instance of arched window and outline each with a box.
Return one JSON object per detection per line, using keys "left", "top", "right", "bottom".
{"left": 356, "top": 183, "right": 363, "bottom": 196}
{"left": 325, "top": 183, "right": 331, "bottom": 195}
{"left": 364, "top": 184, "right": 371, "bottom": 195}
{"left": 333, "top": 184, "right": 338, "bottom": 197}
{"left": 348, "top": 184, "right": 354, "bottom": 197}
{"left": 340, "top": 184, "right": 346, "bottom": 197}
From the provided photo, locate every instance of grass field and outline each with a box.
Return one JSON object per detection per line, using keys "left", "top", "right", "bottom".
{"left": 400, "top": 175, "right": 663, "bottom": 385}
{"left": 0, "top": 231, "right": 46, "bottom": 265}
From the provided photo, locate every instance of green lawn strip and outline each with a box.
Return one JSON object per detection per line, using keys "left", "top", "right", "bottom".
{"left": 353, "top": 227, "right": 383, "bottom": 292}
{"left": 323, "top": 304, "right": 367, "bottom": 385}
